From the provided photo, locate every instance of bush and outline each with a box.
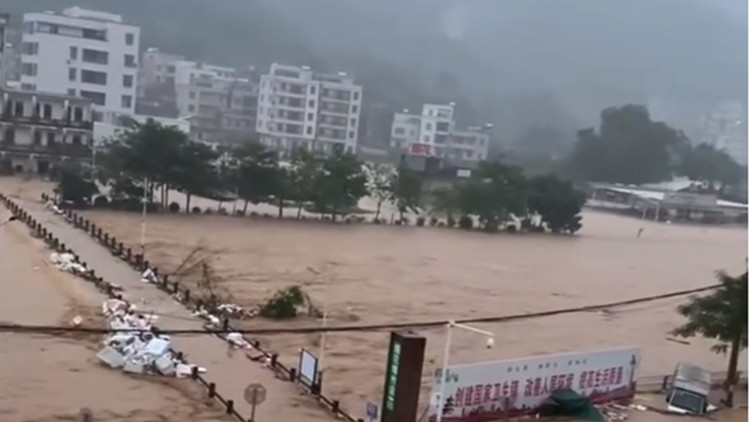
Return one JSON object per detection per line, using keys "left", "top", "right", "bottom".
{"left": 250, "top": 211, "right": 258, "bottom": 217}
{"left": 92, "top": 196, "right": 109, "bottom": 208}
{"left": 429, "top": 217, "right": 438, "bottom": 227}
{"left": 447, "top": 217, "right": 456, "bottom": 228}
{"left": 168, "top": 202, "right": 180, "bottom": 213}
{"left": 191, "top": 206, "right": 202, "bottom": 214}
{"left": 416, "top": 216, "right": 426, "bottom": 227}
{"left": 204, "top": 208, "right": 213, "bottom": 215}
{"left": 235, "top": 209, "right": 245, "bottom": 217}
{"left": 218, "top": 208, "right": 228, "bottom": 216}
{"left": 372, "top": 217, "right": 382, "bottom": 224}
{"left": 458, "top": 215, "right": 473, "bottom": 230}
{"left": 259, "top": 286, "right": 307, "bottom": 319}
{"left": 505, "top": 225, "right": 517, "bottom": 233}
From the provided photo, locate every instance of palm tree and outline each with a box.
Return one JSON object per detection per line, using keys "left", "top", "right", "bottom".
{"left": 671, "top": 270, "right": 748, "bottom": 407}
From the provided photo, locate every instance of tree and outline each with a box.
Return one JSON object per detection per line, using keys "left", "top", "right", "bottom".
{"left": 671, "top": 271, "right": 748, "bottom": 407}
{"left": 679, "top": 143, "right": 745, "bottom": 192}
{"left": 457, "top": 161, "right": 527, "bottom": 232}
{"left": 172, "top": 141, "right": 219, "bottom": 212}
{"left": 55, "top": 165, "right": 98, "bottom": 206}
{"left": 313, "top": 150, "right": 367, "bottom": 221}
{"left": 430, "top": 185, "right": 460, "bottom": 223}
{"left": 363, "top": 162, "right": 395, "bottom": 220}
{"left": 389, "top": 164, "right": 422, "bottom": 222}
{"left": 528, "top": 174, "right": 586, "bottom": 234}
{"left": 287, "top": 149, "right": 323, "bottom": 219}
{"left": 233, "top": 142, "right": 278, "bottom": 214}
{"left": 567, "top": 105, "right": 689, "bottom": 184}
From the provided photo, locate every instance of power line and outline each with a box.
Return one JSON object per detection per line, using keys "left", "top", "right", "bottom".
{"left": 0, "top": 283, "right": 718, "bottom": 336}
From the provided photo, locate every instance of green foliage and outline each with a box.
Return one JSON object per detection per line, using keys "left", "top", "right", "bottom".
{"left": 528, "top": 174, "right": 586, "bottom": 234}
{"left": 567, "top": 105, "right": 690, "bottom": 184}
{"left": 679, "top": 143, "right": 745, "bottom": 189}
{"left": 312, "top": 150, "right": 367, "bottom": 220}
{"left": 259, "top": 285, "right": 307, "bottom": 319}
{"left": 457, "top": 161, "right": 528, "bottom": 232}
{"left": 672, "top": 271, "right": 748, "bottom": 406}
{"left": 56, "top": 166, "right": 97, "bottom": 206}
{"left": 232, "top": 142, "right": 279, "bottom": 212}
{"left": 430, "top": 185, "right": 460, "bottom": 221}
{"left": 389, "top": 164, "right": 422, "bottom": 221}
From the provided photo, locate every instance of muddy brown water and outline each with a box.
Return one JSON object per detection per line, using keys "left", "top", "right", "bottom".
{"left": 1, "top": 177, "right": 747, "bottom": 421}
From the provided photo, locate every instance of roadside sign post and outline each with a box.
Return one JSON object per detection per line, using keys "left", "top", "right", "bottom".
{"left": 244, "top": 383, "right": 267, "bottom": 422}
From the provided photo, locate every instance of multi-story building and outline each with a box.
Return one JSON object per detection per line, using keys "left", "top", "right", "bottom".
{"left": 135, "top": 48, "right": 182, "bottom": 117}
{"left": 171, "top": 60, "right": 257, "bottom": 143}
{"left": 0, "top": 13, "right": 9, "bottom": 86}
{"left": 389, "top": 103, "right": 490, "bottom": 163}
{"left": 256, "top": 63, "right": 362, "bottom": 156}
{"left": 20, "top": 7, "right": 140, "bottom": 122}
{"left": 0, "top": 88, "right": 94, "bottom": 174}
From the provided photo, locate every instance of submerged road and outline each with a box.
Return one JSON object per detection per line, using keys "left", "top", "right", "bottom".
{"left": 10, "top": 195, "right": 335, "bottom": 422}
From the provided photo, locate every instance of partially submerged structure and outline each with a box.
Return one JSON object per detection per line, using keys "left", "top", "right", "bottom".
{"left": 586, "top": 179, "right": 747, "bottom": 224}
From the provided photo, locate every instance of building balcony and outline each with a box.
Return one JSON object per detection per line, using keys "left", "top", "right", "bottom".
{"left": 0, "top": 142, "right": 93, "bottom": 160}
{"left": 0, "top": 112, "right": 93, "bottom": 130}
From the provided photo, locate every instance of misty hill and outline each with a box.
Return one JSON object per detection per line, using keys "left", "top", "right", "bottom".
{"left": 4, "top": 0, "right": 747, "bottom": 149}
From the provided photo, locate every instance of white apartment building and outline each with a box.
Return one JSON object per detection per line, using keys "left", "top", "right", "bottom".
{"left": 20, "top": 7, "right": 140, "bottom": 122}
{"left": 0, "top": 88, "right": 94, "bottom": 173}
{"left": 389, "top": 103, "right": 490, "bottom": 163}
{"left": 0, "top": 14, "right": 9, "bottom": 86}
{"left": 256, "top": 63, "right": 362, "bottom": 156}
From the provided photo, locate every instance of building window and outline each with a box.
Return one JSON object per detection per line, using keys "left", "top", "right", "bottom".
{"left": 82, "top": 28, "right": 106, "bottom": 41}
{"left": 349, "top": 131, "right": 354, "bottom": 139}
{"left": 351, "top": 105, "right": 358, "bottom": 113}
{"left": 123, "top": 74, "right": 134, "bottom": 88}
{"left": 394, "top": 127, "right": 405, "bottom": 135}
{"left": 82, "top": 49, "right": 108, "bottom": 65}
{"left": 68, "top": 68, "right": 77, "bottom": 81}
{"left": 309, "top": 86, "right": 316, "bottom": 95}
{"left": 22, "top": 42, "right": 38, "bottom": 55}
{"left": 125, "top": 33, "right": 134, "bottom": 46}
{"left": 350, "top": 118, "right": 357, "bottom": 126}
{"left": 79, "top": 90, "right": 106, "bottom": 106}
{"left": 72, "top": 134, "right": 82, "bottom": 145}
{"left": 33, "top": 131, "right": 42, "bottom": 145}
{"left": 166, "top": 65, "right": 175, "bottom": 74}
{"left": 69, "top": 46, "right": 78, "bottom": 60}
{"left": 124, "top": 54, "right": 136, "bottom": 68}
{"left": 67, "top": 88, "right": 76, "bottom": 96}
{"left": 306, "top": 126, "right": 313, "bottom": 135}
{"left": 23, "top": 21, "right": 34, "bottom": 34}
{"left": 353, "top": 92, "right": 359, "bottom": 101}
{"left": 81, "top": 69, "right": 108, "bottom": 85}
{"left": 13, "top": 101, "right": 24, "bottom": 116}
{"left": 21, "top": 83, "right": 36, "bottom": 91}
{"left": 308, "top": 99, "right": 315, "bottom": 108}
{"left": 46, "top": 132, "right": 55, "bottom": 146}
{"left": 307, "top": 113, "right": 314, "bottom": 121}
{"left": 42, "top": 104, "right": 52, "bottom": 119}
{"left": 74, "top": 107, "right": 83, "bottom": 122}
{"left": 189, "top": 91, "right": 196, "bottom": 99}
{"left": 121, "top": 95, "right": 132, "bottom": 109}
{"left": 21, "top": 62, "right": 37, "bottom": 76}
{"left": 188, "top": 105, "right": 195, "bottom": 112}
{"left": 425, "top": 123, "right": 432, "bottom": 130}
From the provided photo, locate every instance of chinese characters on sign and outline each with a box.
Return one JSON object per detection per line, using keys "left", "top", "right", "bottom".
{"left": 384, "top": 341, "right": 401, "bottom": 411}
{"left": 428, "top": 347, "right": 640, "bottom": 422}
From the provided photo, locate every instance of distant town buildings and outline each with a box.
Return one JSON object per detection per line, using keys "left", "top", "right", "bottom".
{"left": 256, "top": 63, "right": 362, "bottom": 157}
{"left": 0, "top": 13, "right": 9, "bottom": 86}
{"left": 390, "top": 103, "right": 490, "bottom": 164}
{"left": 696, "top": 101, "right": 747, "bottom": 165}
{"left": 19, "top": 7, "right": 140, "bottom": 122}
{"left": 0, "top": 88, "right": 94, "bottom": 173}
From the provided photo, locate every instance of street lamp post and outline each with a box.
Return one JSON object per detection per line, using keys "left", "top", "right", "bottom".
{"left": 436, "top": 320, "right": 494, "bottom": 422}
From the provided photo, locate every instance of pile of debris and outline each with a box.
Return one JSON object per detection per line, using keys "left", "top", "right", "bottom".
{"left": 96, "top": 298, "right": 205, "bottom": 377}
{"left": 50, "top": 251, "right": 87, "bottom": 275}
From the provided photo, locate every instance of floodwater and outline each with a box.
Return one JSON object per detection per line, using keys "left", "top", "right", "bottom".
{"left": 1, "top": 177, "right": 747, "bottom": 421}
{"left": 0, "top": 199, "right": 231, "bottom": 421}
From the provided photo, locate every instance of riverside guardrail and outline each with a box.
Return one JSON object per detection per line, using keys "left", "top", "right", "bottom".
{"left": 1, "top": 193, "right": 246, "bottom": 422}
{"left": 40, "top": 193, "right": 363, "bottom": 422}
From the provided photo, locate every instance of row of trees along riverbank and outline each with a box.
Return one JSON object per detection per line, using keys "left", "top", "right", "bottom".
{"left": 57, "top": 120, "right": 586, "bottom": 233}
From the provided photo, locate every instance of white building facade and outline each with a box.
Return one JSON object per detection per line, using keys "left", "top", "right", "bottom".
{"left": 0, "top": 88, "right": 94, "bottom": 173}
{"left": 389, "top": 103, "right": 490, "bottom": 163}
{"left": 256, "top": 63, "right": 362, "bottom": 156}
{"left": 20, "top": 7, "right": 140, "bottom": 122}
